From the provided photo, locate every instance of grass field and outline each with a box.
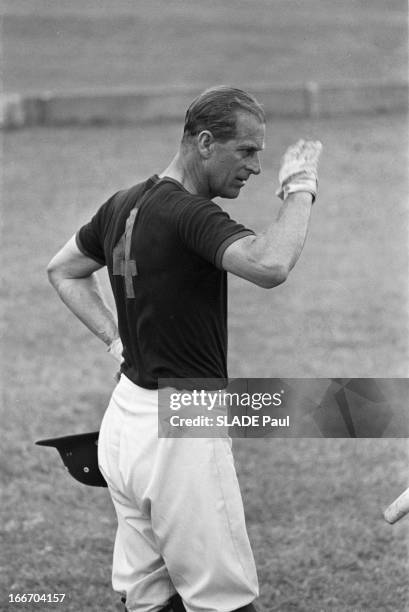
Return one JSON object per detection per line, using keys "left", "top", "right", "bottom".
{"left": 2, "top": 1, "right": 409, "bottom": 610}
{"left": 1, "top": 113, "right": 408, "bottom": 611}
{"left": 2, "top": 0, "right": 407, "bottom": 93}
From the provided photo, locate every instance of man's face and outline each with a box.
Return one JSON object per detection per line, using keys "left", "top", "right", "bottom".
{"left": 205, "top": 111, "right": 265, "bottom": 199}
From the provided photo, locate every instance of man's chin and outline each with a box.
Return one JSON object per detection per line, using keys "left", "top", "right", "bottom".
{"left": 219, "top": 187, "right": 242, "bottom": 199}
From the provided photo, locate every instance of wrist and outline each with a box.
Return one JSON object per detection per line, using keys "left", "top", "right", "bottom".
{"left": 286, "top": 191, "right": 314, "bottom": 205}
{"left": 107, "top": 336, "right": 124, "bottom": 365}
{"left": 107, "top": 335, "right": 121, "bottom": 349}
{"left": 102, "top": 327, "right": 120, "bottom": 347}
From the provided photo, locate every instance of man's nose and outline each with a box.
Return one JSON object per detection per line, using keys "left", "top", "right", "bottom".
{"left": 247, "top": 154, "right": 261, "bottom": 175}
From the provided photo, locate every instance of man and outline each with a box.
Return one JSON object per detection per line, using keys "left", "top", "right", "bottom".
{"left": 47, "top": 86, "right": 322, "bottom": 612}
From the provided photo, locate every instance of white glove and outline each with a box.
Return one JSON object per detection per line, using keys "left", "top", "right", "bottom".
{"left": 107, "top": 337, "right": 124, "bottom": 365}
{"left": 276, "top": 139, "right": 322, "bottom": 202}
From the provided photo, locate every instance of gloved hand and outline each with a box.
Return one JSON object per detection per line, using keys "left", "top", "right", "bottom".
{"left": 276, "top": 139, "right": 322, "bottom": 202}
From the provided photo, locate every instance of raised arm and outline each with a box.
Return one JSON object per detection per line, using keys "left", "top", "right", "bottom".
{"left": 47, "top": 235, "right": 122, "bottom": 362}
{"left": 222, "top": 139, "right": 322, "bottom": 288}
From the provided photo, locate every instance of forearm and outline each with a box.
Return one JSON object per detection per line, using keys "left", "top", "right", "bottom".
{"left": 49, "top": 273, "right": 118, "bottom": 347}
{"left": 250, "top": 192, "right": 313, "bottom": 274}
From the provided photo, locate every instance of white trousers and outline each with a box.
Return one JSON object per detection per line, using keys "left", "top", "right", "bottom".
{"left": 98, "top": 374, "right": 259, "bottom": 612}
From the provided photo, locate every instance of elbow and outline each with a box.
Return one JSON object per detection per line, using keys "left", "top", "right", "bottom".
{"left": 47, "top": 258, "right": 61, "bottom": 288}
{"left": 46, "top": 260, "right": 55, "bottom": 285}
{"left": 255, "top": 263, "right": 289, "bottom": 289}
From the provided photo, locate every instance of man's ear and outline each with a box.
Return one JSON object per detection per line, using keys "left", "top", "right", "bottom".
{"left": 197, "top": 130, "right": 215, "bottom": 159}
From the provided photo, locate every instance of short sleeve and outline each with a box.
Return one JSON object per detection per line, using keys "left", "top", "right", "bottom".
{"left": 75, "top": 194, "right": 118, "bottom": 266}
{"left": 174, "top": 195, "right": 255, "bottom": 269}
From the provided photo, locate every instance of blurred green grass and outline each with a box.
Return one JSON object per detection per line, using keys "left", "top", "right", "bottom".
{"left": 1, "top": 115, "right": 408, "bottom": 611}
{"left": 3, "top": 0, "right": 407, "bottom": 93}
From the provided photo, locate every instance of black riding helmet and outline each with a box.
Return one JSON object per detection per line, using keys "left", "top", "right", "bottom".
{"left": 36, "top": 431, "right": 107, "bottom": 487}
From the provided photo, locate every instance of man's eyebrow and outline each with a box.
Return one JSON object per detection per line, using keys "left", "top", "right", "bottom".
{"left": 237, "top": 142, "right": 265, "bottom": 151}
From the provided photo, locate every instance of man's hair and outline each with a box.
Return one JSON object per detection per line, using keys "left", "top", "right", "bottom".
{"left": 182, "top": 86, "right": 265, "bottom": 143}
